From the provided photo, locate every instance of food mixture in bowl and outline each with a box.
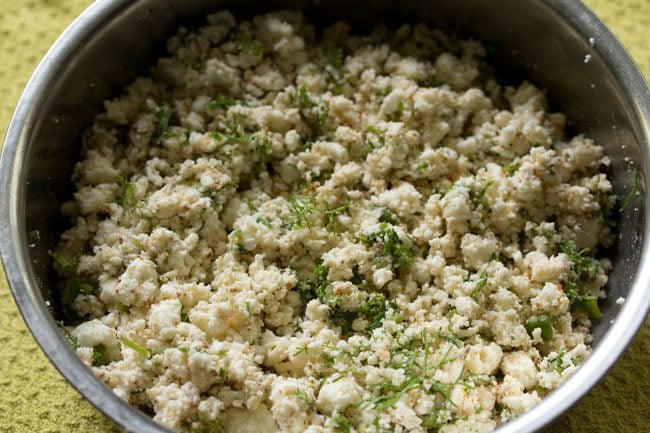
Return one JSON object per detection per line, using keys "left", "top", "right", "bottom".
{"left": 52, "top": 11, "right": 615, "bottom": 433}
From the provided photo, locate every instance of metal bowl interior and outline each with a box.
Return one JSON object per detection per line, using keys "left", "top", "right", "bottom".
{"left": 1, "top": 1, "right": 649, "bottom": 433}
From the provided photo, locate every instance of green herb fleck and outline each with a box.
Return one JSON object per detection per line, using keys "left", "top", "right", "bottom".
{"left": 490, "top": 251, "right": 503, "bottom": 262}
{"left": 256, "top": 216, "right": 273, "bottom": 228}
{"left": 49, "top": 250, "right": 79, "bottom": 274}
{"left": 293, "top": 388, "right": 313, "bottom": 407}
{"left": 155, "top": 104, "right": 173, "bottom": 130}
{"left": 469, "top": 180, "right": 494, "bottom": 210}
{"left": 323, "top": 202, "right": 349, "bottom": 232}
{"left": 325, "top": 47, "right": 343, "bottom": 73}
{"left": 238, "top": 31, "right": 265, "bottom": 55}
{"left": 288, "top": 194, "right": 318, "bottom": 229}
{"left": 416, "top": 161, "right": 429, "bottom": 173}
{"left": 315, "top": 98, "right": 330, "bottom": 135}
{"left": 208, "top": 95, "right": 236, "bottom": 111}
{"left": 121, "top": 337, "right": 150, "bottom": 357}
{"left": 153, "top": 103, "right": 173, "bottom": 142}
{"left": 294, "top": 85, "right": 311, "bottom": 109}
{"left": 362, "top": 223, "right": 415, "bottom": 268}
{"left": 116, "top": 177, "right": 137, "bottom": 210}
{"left": 92, "top": 344, "right": 109, "bottom": 367}
{"left": 559, "top": 241, "right": 600, "bottom": 282}
{"left": 230, "top": 228, "right": 246, "bottom": 252}
{"left": 378, "top": 208, "right": 398, "bottom": 225}
{"left": 333, "top": 414, "right": 351, "bottom": 433}
{"left": 472, "top": 269, "right": 488, "bottom": 300}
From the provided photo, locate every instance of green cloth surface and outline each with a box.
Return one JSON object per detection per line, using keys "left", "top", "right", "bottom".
{"left": 0, "top": 1, "right": 648, "bottom": 432}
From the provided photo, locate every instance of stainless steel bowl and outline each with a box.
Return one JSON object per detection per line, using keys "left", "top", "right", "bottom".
{"left": 1, "top": 1, "right": 649, "bottom": 432}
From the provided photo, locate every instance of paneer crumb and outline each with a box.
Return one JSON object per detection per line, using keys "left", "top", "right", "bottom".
{"left": 51, "top": 11, "right": 615, "bottom": 433}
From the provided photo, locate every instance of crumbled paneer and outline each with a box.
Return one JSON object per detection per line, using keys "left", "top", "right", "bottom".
{"left": 52, "top": 11, "right": 616, "bottom": 433}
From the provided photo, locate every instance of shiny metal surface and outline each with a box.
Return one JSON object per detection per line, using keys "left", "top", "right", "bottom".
{"left": 1, "top": 1, "right": 648, "bottom": 432}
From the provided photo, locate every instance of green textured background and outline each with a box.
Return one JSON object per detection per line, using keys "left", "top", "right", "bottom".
{"left": 0, "top": 1, "right": 648, "bottom": 432}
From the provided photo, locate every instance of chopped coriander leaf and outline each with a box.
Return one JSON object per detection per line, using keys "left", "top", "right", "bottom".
{"left": 256, "top": 216, "right": 273, "bottom": 228}
{"left": 416, "top": 161, "right": 429, "bottom": 173}
{"left": 323, "top": 202, "right": 349, "bottom": 232}
{"left": 200, "top": 186, "right": 222, "bottom": 209}
{"left": 293, "top": 388, "right": 312, "bottom": 406}
{"left": 92, "top": 344, "right": 109, "bottom": 367}
{"left": 326, "top": 293, "right": 391, "bottom": 336}
{"left": 254, "top": 132, "right": 272, "bottom": 168}
{"left": 238, "top": 31, "right": 265, "bottom": 55}
{"left": 208, "top": 95, "right": 236, "bottom": 111}
{"left": 525, "top": 314, "right": 554, "bottom": 341}
{"left": 378, "top": 208, "right": 397, "bottom": 225}
{"left": 314, "top": 98, "right": 330, "bottom": 135}
{"left": 293, "top": 346, "right": 309, "bottom": 356}
{"left": 294, "top": 85, "right": 311, "bottom": 109}
{"left": 371, "top": 376, "right": 421, "bottom": 411}
{"left": 288, "top": 194, "right": 318, "bottom": 228}
{"left": 503, "top": 163, "right": 519, "bottom": 174}
{"left": 230, "top": 228, "right": 246, "bottom": 252}
{"left": 559, "top": 240, "right": 599, "bottom": 281}
{"left": 362, "top": 223, "right": 415, "bottom": 268}
{"left": 619, "top": 170, "right": 640, "bottom": 211}
{"left": 180, "top": 312, "right": 190, "bottom": 323}
{"left": 553, "top": 348, "right": 567, "bottom": 371}
{"left": 155, "top": 104, "right": 173, "bottom": 130}
{"left": 469, "top": 180, "right": 494, "bottom": 210}
{"left": 49, "top": 250, "right": 79, "bottom": 273}
{"left": 365, "top": 125, "right": 386, "bottom": 150}
{"left": 313, "top": 264, "right": 330, "bottom": 301}
{"left": 324, "top": 47, "right": 343, "bottom": 73}
{"left": 355, "top": 294, "right": 390, "bottom": 331}
{"left": 333, "top": 414, "right": 351, "bottom": 433}
{"left": 121, "top": 337, "right": 150, "bottom": 357}
{"left": 472, "top": 269, "right": 488, "bottom": 300}
{"left": 294, "top": 264, "right": 331, "bottom": 306}
{"left": 423, "top": 410, "right": 444, "bottom": 429}
{"left": 153, "top": 103, "right": 174, "bottom": 142}
{"left": 116, "top": 177, "right": 137, "bottom": 210}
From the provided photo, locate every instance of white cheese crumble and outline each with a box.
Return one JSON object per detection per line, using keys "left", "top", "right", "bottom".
{"left": 51, "top": 11, "right": 615, "bottom": 433}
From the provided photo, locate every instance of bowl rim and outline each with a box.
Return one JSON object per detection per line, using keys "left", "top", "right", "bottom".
{"left": 1, "top": 1, "right": 649, "bottom": 433}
